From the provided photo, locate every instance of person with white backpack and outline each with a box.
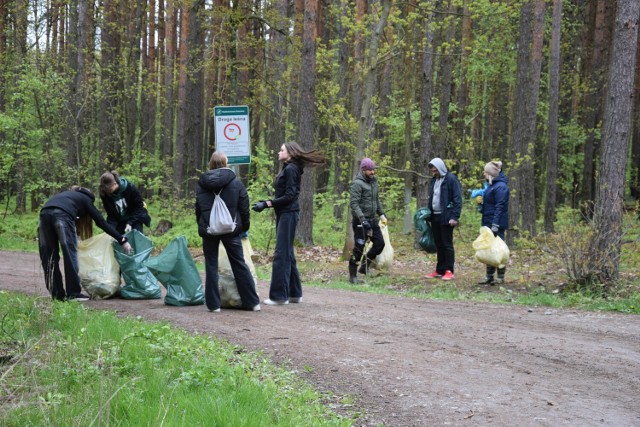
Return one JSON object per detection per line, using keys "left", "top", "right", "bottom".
{"left": 196, "top": 152, "right": 260, "bottom": 312}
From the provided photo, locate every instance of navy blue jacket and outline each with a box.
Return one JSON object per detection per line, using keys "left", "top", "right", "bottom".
{"left": 428, "top": 173, "right": 462, "bottom": 224}
{"left": 481, "top": 172, "right": 509, "bottom": 229}
{"left": 270, "top": 161, "right": 303, "bottom": 214}
{"left": 196, "top": 168, "right": 250, "bottom": 238}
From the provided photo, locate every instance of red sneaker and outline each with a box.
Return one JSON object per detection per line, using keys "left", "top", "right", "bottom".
{"left": 442, "top": 270, "right": 455, "bottom": 281}
{"left": 424, "top": 271, "right": 443, "bottom": 279}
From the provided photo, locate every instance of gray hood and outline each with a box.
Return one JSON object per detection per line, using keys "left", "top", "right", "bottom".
{"left": 429, "top": 157, "right": 448, "bottom": 176}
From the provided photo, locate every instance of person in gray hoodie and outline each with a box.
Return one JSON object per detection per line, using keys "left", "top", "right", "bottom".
{"left": 425, "top": 157, "right": 462, "bottom": 281}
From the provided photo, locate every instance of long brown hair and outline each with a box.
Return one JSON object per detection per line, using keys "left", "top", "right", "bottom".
{"left": 283, "top": 142, "right": 325, "bottom": 168}
{"left": 70, "top": 185, "right": 95, "bottom": 240}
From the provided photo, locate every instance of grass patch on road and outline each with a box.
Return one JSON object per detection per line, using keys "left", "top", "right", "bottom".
{"left": 0, "top": 291, "right": 351, "bottom": 427}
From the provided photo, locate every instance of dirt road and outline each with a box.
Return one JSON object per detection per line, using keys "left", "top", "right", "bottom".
{"left": 1, "top": 250, "right": 639, "bottom": 426}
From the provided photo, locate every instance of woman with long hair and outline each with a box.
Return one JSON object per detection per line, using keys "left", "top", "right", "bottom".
{"left": 252, "top": 142, "right": 325, "bottom": 305}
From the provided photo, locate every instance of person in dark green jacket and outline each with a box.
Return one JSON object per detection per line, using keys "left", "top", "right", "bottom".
{"left": 348, "top": 158, "right": 387, "bottom": 283}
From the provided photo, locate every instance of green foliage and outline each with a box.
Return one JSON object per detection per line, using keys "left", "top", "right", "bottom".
{"left": 0, "top": 292, "right": 351, "bottom": 426}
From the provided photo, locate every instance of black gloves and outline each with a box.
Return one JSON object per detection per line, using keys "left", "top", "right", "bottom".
{"left": 361, "top": 220, "right": 372, "bottom": 236}
{"left": 491, "top": 224, "right": 499, "bottom": 236}
{"left": 252, "top": 201, "right": 268, "bottom": 212}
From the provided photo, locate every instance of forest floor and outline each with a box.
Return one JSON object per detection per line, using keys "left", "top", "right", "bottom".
{"left": 1, "top": 249, "right": 639, "bottom": 427}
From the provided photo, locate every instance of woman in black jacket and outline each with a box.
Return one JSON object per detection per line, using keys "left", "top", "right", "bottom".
{"left": 39, "top": 186, "right": 133, "bottom": 301}
{"left": 99, "top": 171, "right": 151, "bottom": 234}
{"left": 252, "top": 142, "right": 325, "bottom": 305}
{"left": 196, "top": 151, "right": 260, "bottom": 312}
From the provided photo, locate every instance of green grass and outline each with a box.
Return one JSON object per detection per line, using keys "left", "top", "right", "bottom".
{"left": 0, "top": 291, "right": 351, "bottom": 426}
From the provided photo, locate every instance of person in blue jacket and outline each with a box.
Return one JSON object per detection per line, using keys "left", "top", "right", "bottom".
{"left": 252, "top": 142, "right": 325, "bottom": 305}
{"left": 425, "top": 157, "right": 462, "bottom": 281}
{"left": 478, "top": 161, "right": 510, "bottom": 285}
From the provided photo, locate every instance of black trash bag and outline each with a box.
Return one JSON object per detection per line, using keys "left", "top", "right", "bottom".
{"left": 145, "top": 236, "right": 204, "bottom": 306}
{"left": 113, "top": 230, "right": 161, "bottom": 299}
{"left": 414, "top": 207, "right": 437, "bottom": 253}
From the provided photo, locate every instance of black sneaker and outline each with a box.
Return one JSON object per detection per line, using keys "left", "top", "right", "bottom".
{"left": 67, "top": 293, "right": 90, "bottom": 301}
{"left": 477, "top": 277, "right": 494, "bottom": 285}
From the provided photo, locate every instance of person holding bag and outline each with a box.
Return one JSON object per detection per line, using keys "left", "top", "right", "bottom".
{"left": 477, "top": 161, "right": 510, "bottom": 285}
{"left": 99, "top": 171, "right": 151, "bottom": 234}
{"left": 38, "top": 186, "right": 133, "bottom": 301}
{"left": 348, "top": 157, "right": 387, "bottom": 283}
{"left": 196, "top": 152, "right": 260, "bottom": 312}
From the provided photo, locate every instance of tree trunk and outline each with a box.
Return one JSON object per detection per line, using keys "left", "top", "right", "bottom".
{"left": 174, "top": 1, "right": 191, "bottom": 197}
{"left": 417, "top": 9, "right": 436, "bottom": 209}
{"left": 544, "top": 0, "right": 562, "bottom": 233}
{"left": 592, "top": 0, "right": 639, "bottom": 283}
{"left": 581, "top": 0, "right": 609, "bottom": 211}
{"left": 161, "top": 0, "right": 176, "bottom": 161}
{"left": 435, "top": 0, "right": 457, "bottom": 158}
{"left": 508, "top": 0, "right": 545, "bottom": 241}
{"left": 297, "top": 0, "right": 319, "bottom": 245}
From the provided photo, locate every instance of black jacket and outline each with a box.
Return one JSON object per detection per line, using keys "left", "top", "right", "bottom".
{"left": 270, "top": 161, "right": 302, "bottom": 214}
{"left": 100, "top": 178, "right": 151, "bottom": 229}
{"left": 42, "top": 188, "right": 127, "bottom": 244}
{"left": 195, "top": 168, "right": 250, "bottom": 238}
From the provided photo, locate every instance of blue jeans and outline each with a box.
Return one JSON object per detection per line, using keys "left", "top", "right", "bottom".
{"left": 38, "top": 208, "right": 82, "bottom": 300}
{"left": 202, "top": 236, "right": 259, "bottom": 311}
{"left": 269, "top": 211, "right": 301, "bottom": 301}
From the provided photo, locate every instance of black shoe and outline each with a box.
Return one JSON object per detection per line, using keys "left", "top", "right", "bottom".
{"left": 477, "top": 277, "right": 494, "bottom": 285}
{"left": 358, "top": 259, "right": 372, "bottom": 275}
{"left": 349, "top": 263, "right": 361, "bottom": 283}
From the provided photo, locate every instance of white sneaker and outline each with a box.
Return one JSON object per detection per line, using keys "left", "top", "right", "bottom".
{"left": 289, "top": 297, "right": 302, "bottom": 303}
{"left": 252, "top": 304, "right": 261, "bottom": 311}
{"left": 208, "top": 308, "right": 221, "bottom": 313}
{"left": 263, "top": 299, "right": 289, "bottom": 305}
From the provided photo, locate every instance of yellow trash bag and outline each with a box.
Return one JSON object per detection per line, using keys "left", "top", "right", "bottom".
{"left": 472, "top": 226, "right": 510, "bottom": 268}
{"left": 363, "top": 221, "right": 394, "bottom": 271}
{"left": 78, "top": 233, "right": 121, "bottom": 299}
{"left": 218, "top": 237, "right": 259, "bottom": 308}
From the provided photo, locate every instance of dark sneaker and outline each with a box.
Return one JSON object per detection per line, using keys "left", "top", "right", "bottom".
{"left": 289, "top": 297, "right": 302, "bottom": 303}
{"left": 478, "top": 276, "right": 495, "bottom": 285}
{"left": 67, "top": 293, "right": 90, "bottom": 301}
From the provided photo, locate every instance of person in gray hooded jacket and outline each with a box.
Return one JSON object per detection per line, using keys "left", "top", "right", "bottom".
{"left": 425, "top": 157, "right": 462, "bottom": 281}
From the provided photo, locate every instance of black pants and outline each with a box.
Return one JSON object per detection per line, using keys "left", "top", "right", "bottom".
{"left": 269, "top": 211, "right": 301, "bottom": 301}
{"left": 202, "top": 235, "right": 259, "bottom": 311}
{"left": 350, "top": 219, "right": 385, "bottom": 265}
{"left": 430, "top": 214, "right": 455, "bottom": 274}
{"left": 38, "top": 208, "right": 82, "bottom": 300}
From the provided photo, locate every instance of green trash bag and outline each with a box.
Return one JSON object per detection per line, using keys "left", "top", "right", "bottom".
{"left": 113, "top": 230, "right": 161, "bottom": 299}
{"left": 145, "top": 236, "right": 204, "bottom": 306}
{"left": 414, "top": 207, "right": 432, "bottom": 233}
{"left": 418, "top": 223, "right": 437, "bottom": 253}
{"left": 414, "top": 208, "right": 437, "bottom": 253}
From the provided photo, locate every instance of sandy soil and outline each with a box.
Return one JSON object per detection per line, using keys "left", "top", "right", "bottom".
{"left": 1, "top": 250, "right": 639, "bottom": 426}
